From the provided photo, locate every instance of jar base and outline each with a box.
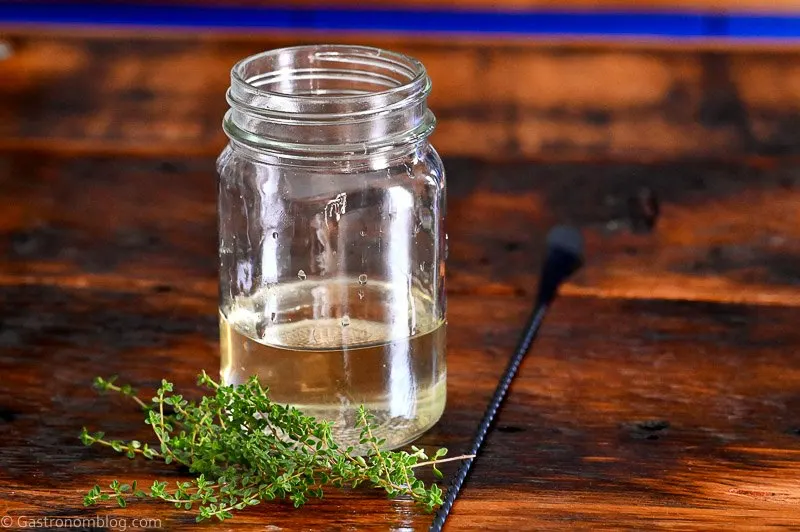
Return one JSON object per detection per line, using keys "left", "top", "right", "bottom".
{"left": 287, "top": 378, "right": 446, "bottom": 454}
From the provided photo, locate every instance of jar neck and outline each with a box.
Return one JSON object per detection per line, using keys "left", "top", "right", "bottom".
{"left": 224, "top": 45, "right": 436, "bottom": 162}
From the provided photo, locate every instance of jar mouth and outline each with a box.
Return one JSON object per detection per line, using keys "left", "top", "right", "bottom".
{"left": 225, "top": 45, "right": 435, "bottom": 156}
{"left": 231, "top": 45, "right": 429, "bottom": 108}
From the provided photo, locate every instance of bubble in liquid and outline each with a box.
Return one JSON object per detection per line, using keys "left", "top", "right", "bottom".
{"left": 358, "top": 290, "right": 365, "bottom": 300}
{"left": 360, "top": 229, "right": 367, "bottom": 237}
{"left": 270, "top": 312, "right": 276, "bottom": 322}
{"left": 297, "top": 270, "right": 307, "bottom": 280}
{"left": 272, "top": 231, "right": 278, "bottom": 239}
{"left": 358, "top": 274, "right": 368, "bottom": 285}
{"left": 341, "top": 315, "right": 351, "bottom": 327}
{"left": 419, "top": 262, "right": 425, "bottom": 272}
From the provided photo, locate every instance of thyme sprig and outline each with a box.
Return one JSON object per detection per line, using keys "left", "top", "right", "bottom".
{"left": 81, "top": 372, "right": 468, "bottom": 522}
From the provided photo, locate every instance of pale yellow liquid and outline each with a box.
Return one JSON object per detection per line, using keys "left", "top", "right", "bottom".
{"left": 220, "top": 279, "right": 446, "bottom": 449}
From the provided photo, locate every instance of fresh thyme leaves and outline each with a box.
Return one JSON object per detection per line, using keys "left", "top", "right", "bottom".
{"left": 81, "top": 372, "right": 469, "bottom": 522}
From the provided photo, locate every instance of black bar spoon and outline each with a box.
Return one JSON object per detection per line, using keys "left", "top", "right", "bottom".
{"left": 429, "top": 225, "right": 585, "bottom": 532}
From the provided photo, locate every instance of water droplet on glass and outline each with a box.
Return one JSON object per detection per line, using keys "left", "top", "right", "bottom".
{"left": 419, "top": 208, "right": 434, "bottom": 230}
{"left": 270, "top": 312, "right": 276, "bottom": 323}
{"left": 255, "top": 320, "right": 267, "bottom": 338}
{"left": 419, "top": 262, "right": 425, "bottom": 272}
{"left": 341, "top": 315, "right": 351, "bottom": 327}
{"left": 360, "top": 229, "right": 367, "bottom": 237}
{"left": 358, "top": 274, "right": 368, "bottom": 285}
{"left": 358, "top": 290, "right": 365, "bottom": 300}
{"left": 272, "top": 231, "right": 278, "bottom": 239}
{"left": 297, "top": 269, "right": 307, "bottom": 280}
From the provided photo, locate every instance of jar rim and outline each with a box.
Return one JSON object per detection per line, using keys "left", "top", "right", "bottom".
{"left": 224, "top": 44, "right": 436, "bottom": 157}
{"left": 230, "top": 44, "right": 429, "bottom": 106}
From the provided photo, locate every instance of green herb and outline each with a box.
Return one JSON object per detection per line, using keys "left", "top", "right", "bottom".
{"left": 81, "top": 372, "right": 469, "bottom": 522}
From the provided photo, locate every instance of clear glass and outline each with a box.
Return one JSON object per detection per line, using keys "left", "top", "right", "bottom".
{"left": 217, "top": 45, "right": 446, "bottom": 450}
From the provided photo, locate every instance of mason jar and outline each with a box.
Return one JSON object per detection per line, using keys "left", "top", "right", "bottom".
{"left": 217, "top": 45, "right": 446, "bottom": 449}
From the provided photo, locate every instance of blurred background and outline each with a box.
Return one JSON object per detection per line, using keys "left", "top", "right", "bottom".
{"left": 3, "top": 1, "right": 800, "bottom": 307}
{"left": 3, "top": 1, "right": 800, "bottom": 161}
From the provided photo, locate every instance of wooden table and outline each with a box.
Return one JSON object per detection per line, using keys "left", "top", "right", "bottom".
{"left": 2, "top": 34, "right": 800, "bottom": 531}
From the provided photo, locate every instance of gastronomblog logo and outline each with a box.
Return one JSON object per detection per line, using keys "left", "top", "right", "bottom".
{"left": 1, "top": 515, "right": 162, "bottom": 530}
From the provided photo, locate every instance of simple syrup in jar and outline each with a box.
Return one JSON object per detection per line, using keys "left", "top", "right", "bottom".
{"left": 220, "top": 279, "right": 445, "bottom": 449}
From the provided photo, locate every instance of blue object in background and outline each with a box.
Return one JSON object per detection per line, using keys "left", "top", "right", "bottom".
{"left": 1, "top": 2, "right": 800, "bottom": 40}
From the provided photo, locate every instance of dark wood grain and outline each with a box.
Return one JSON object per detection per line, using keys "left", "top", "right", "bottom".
{"left": 443, "top": 157, "right": 800, "bottom": 305}
{"left": 2, "top": 31, "right": 800, "bottom": 531}
{"left": 6, "top": 35, "right": 800, "bottom": 159}
{"left": 2, "top": 149, "right": 800, "bottom": 530}
{"left": 3, "top": 154, "right": 799, "bottom": 304}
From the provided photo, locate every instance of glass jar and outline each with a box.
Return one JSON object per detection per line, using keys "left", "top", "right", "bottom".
{"left": 217, "top": 45, "right": 446, "bottom": 450}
